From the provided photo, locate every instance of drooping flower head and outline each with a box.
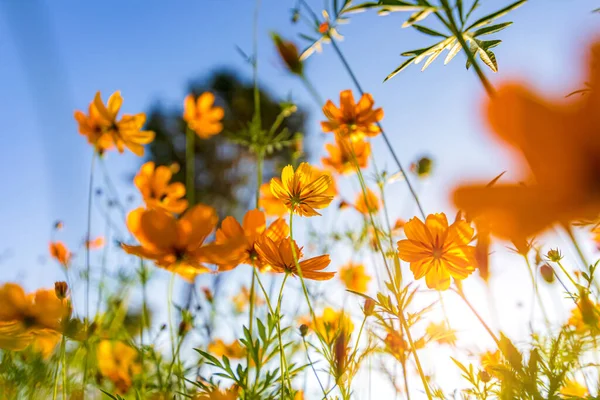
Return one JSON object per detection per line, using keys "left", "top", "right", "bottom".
{"left": 97, "top": 340, "right": 141, "bottom": 394}
{"left": 122, "top": 205, "right": 240, "bottom": 281}
{"left": 454, "top": 40, "right": 600, "bottom": 241}
{"left": 321, "top": 90, "right": 383, "bottom": 141}
{"left": 270, "top": 162, "right": 334, "bottom": 217}
{"left": 322, "top": 137, "right": 371, "bottom": 175}
{"left": 74, "top": 91, "right": 155, "bottom": 156}
{"left": 397, "top": 213, "right": 477, "bottom": 290}
{"left": 134, "top": 162, "right": 188, "bottom": 214}
{"left": 183, "top": 92, "right": 224, "bottom": 139}
{"left": 213, "top": 209, "right": 289, "bottom": 271}
{"left": 339, "top": 262, "right": 371, "bottom": 293}
{"left": 254, "top": 236, "right": 334, "bottom": 281}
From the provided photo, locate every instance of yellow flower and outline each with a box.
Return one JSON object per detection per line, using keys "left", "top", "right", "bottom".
{"left": 560, "top": 378, "right": 588, "bottom": 398}
{"left": 232, "top": 286, "right": 265, "bottom": 313}
{"left": 311, "top": 307, "right": 354, "bottom": 345}
{"left": 339, "top": 262, "right": 371, "bottom": 293}
{"left": 425, "top": 321, "right": 457, "bottom": 346}
{"left": 213, "top": 209, "right": 289, "bottom": 272}
{"left": 75, "top": 91, "right": 155, "bottom": 156}
{"left": 397, "top": 213, "right": 476, "bottom": 290}
{"left": 207, "top": 339, "right": 246, "bottom": 359}
{"left": 183, "top": 92, "right": 224, "bottom": 138}
{"left": 134, "top": 162, "right": 188, "bottom": 214}
{"left": 97, "top": 340, "right": 141, "bottom": 394}
{"left": 321, "top": 90, "right": 383, "bottom": 141}
{"left": 322, "top": 137, "right": 371, "bottom": 175}
{"left": 255, "top": 236, "right": 334, "bottom": 281}
{"left": 454, "top": 40, "right": 600, "bottom": 241}
{"left": 568, "top": 296, "right": 600, "bottom": 334}
{"left": 194, "top": 386, "right": 239, "bottom": 400}
{"left": 259, "top": 182, "right": 288, "bottom": 217}
{"left": 122, "top": 205, "right": 241, "bottom": 282}
{"left": 270, "top": 162, "right": 334, "bottom": 217}
{"left": 49, "top": 241, "right": 71, "bottom": 268}
{"left": 355, "top": 187, "right": 380, "bottom": 215}
{"left": 480, "top": 350, "right": 502, "bottom": 377}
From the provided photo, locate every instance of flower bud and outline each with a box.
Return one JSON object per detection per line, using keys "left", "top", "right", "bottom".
{"left": 299, "top": 324, "right": 309, "bottom": 337}
{"left": 539, "top": 264, "right": 555, "bottom": 283}
{"left": 410, "top": 156, "right": 433, "bottom": 178}
{"left": 271, "top": 33, "right": 304, "bottom": 75}
{"left": 479, "top": 370, "right": 491, "bottom": 383}
{"left": 54, "top": 281, "right": 69, "bottom": 300}
{"left": 364, "top": 298, "right": 376, "bottom": 316}
{"left": 547, "top": 248, "right": 563, "bottom": 262}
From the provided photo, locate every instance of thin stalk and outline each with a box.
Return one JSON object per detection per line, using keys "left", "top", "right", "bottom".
{"left": 276, "top": 273, "right": 291, "bottom": 396}
{"left": 139, "top": 260, "right": 149, "bottom": 396}
{"left": 83, "top": 152, "right": 96, "bottom": 397}
{"left": 302, "top": 337, "right": 328, "bottom": 398}
{"left": 524, "top": 256, "right": 551, "bottom": 327}
{"left": 328, "top": 38, "right": 426, "bottom": 220}
{"left": 454, "top": 288, "right": 500, "bottom": 346}
{"left": 300, "top": 74, "right": 324, "bottom": 106}
{"left": 556, "top": 260, "right": 579, "bottom": 288}
{"left": 167, "top": 273, "right": 177, "bottom": 389}
{"left": 348, "top": 315, "right": 367, "bottom": 365}
{"left": 61, "top": 335, "right": 67, "bottom": 400}
{"left": 186, "top": 126, "right": 196, "bottom": 205}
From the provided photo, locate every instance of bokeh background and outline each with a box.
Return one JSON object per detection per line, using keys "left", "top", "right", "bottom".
{"left": 1, "top": 0, "right": 598, "bottom": 396}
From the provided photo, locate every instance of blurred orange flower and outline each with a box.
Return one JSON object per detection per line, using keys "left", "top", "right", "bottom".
{"left": 321, "top": 90, "right": 383, "bottom": 141}
{"left": 480, "top": 350, "right": 502, "bottom": 377}
{"left": 183, "top": 92, "right": 224, "bottom": 139}
{"left": 397, "top": 213, "right": 476, "bottom": 290}
{"left": 560, "top": 378, "right": 588, "bottom": 397}
{"left": 384, "top": 331, "right": 409, "bottom": 363}
{"left": 207, "top": 339, "right": 246, "bottom": 359}
{"left": 75, "top": 91, "right": 155, "bottom": 156}
{"left": 311, "top": 307, "right": 354, "bottom": 345}
{"left": 214, "top": 209, "right": 289, "bottom": 271}
{"left": 454, "top": 41, "right": 600, "bottom": 241}
{"left": 270, "top": 162, "right": 334, "bottom": 217}
{"left": 134, "top": 161, "right": 188, "bottom": 214}
{"left": 425, "top": 321, "right": 457, "bottom": 346}
{"left": 85, "top": 236, "right": 105, "bottom": 250}
{"left": 122, "top": 205, "right": 240, "bottom": 282}
{"left": 97, "top": 340, "right": 141, "bottom": 394}
{"left": 195, "top": 386, "right": 239, "bottom": 400}
{"left": 355, "top": 187, "right": 380, "bottom": 215}
{"left": 49, "top": 241, "right": 71, "bottom": 268}
{"left": 255, "top": 236, "right": 334, "bottom": 280}
{"left": 339, "top": 262, "right": 371, "bottom": 293}
{"left": 259, "top": 182, "right": 288, "bottom": 217}
{"left": 568, "top": 296, "right": 600, "bottom": 334}
{"left": 322, "top": 137, "right": 371, "bottom": 175}
{"left": 232, "top": 286, "right": 264, "bottom": 313}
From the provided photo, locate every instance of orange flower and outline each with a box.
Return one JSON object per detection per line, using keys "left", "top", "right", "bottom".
{"left": 355, "top": 187, "right": 380, "bottom": 215}
{"left": 232, "top": 286, "right": 264, "bottom": 313}
{"left": 134, "top": 162, "right": 188, "bottom": 214}
{"left": 122, "top": 205, "right": 240, "bottom": 282}
{"left": 384, "top": 331, "right": 409, "bottom": 363}
{"left": 75, "top": 91, "right": 155, "bottom": 156}
{"left": 49, "top": 241, "right": 71, "bottom": 268}
{"left": 392, "top": 218, "right": 406, "bottom": 235}
{"left": 207, "top": 339, "right": 246, "bottom": 359}
{"left": 568, "top": 296, "right": 600, "bottom": 334}
{"left": 454, "top": 41, "right": 600, "bottom": 241}
{"left": 321, "top": 90, "right": 383, "bottom": 141}
{"left": 560, "top": 378, "right": 588, "bottom": 397}
{"left": 97, "top": 340, "right": 141, "bottom": 394}
{"left": 480, "top": 350, "right": 502, "bottom": 378}
{"left": 425, "top": 321, "right": 457, "bottom": 346}
{"left": 213, "top": 209, "right": 289, "bottom": 271}
{"left": 195, "top": 386, "right": 239, "bottom": 400}
{"left": 259, "top": 182, "right": 288, "bottom": 217}
{"left": 339, "top": 262, "right": 371, "bottom": 293}
{"left": 397, "top": 213, "right": 476, "bottom": 290}
{"left": 270, "top": 162, "right": 334, "bottom": 217}
{"left": 254, "top": 236, "right": 334, "bottom": 280}
{"left": 309, "top": 165, "right": 337, "bottom": 198}
{"left": 322, "top": 137, "right": 371, "bottom": 175}
{"left": 183, "top": 92, "right": 224, "bottom": 139}
{"left": 311, "top": 307, "right": 354, "bottom": 345}
{"left": 85, "top": 236, "right": 105, "bottom": 250}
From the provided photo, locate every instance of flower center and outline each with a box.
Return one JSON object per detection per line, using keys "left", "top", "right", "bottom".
{"left": 432, "top": 246, "right": 444, "bottom": 260}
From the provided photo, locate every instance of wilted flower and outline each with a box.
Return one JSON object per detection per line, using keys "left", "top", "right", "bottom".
{"left": 97, "top": 340, "right": 141, "bottom": 394}
{"left": 539, "top": 264, "right": 555, "bottom": 283}
{"left": 74, "top": 91, "right": 155, "bottom": 156}
{"left": 321, "top": 90, "right": 383, "bottom": 141}
{"left": 339, "top": 262, "right": 371, "bottom": 293}
{"left": 363, "top": 298, "right": 376, "bottom": 316}
{"left": 270, "top": 162, "right": 334, "bottom": 217}
{"left": 183, "top": 92, "right": 224, "bottom": 139}
{"left": 134, "top": 161, "right": 188, "bottom": 214}
{"left": 397, "top": 213, "right": 477, "bottom": 290}
{"left": 254, "top": 236, "right": 334, "bottom": 280}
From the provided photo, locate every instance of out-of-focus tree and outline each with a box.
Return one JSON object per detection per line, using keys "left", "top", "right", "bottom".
{"left": 145, "top": 70, "right": 307, "bottom": 217}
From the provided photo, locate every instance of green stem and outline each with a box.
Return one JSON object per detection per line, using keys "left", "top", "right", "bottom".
{"left": 328, "top": 38, "right": 426, "bottom": 220}
{"left": 186, "top": 126, "right": 195, "bottom": 205}
{"left": 61, "top": 335, "right": 67, "bottom": 400}
{"left": 556, "top": 260, "right": 579, "bottom": 288}
{"left": 139, "top": 260, "right": 148, "bottom": 396}
{"left": 83, "top": 152, "right": 96, "bottom": 398}
{"left": 302, "top": 337, "right": 328, "bottom": 397}
{"left": 454, "top": 288, "right": 500, "bottom": 346}
{"left": 300, "top": 74, "right": 324, "bottom": 106}
{"left": 167, "top": 273, "right": 176, "bottom": 389}
{"left": 276, "top": 273, "right": 291, "bottom": 396}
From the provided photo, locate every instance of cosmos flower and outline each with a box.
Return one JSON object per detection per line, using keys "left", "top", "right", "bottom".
{"left": 134, "top": 161, "right": 188, "bottom": 214}
{"left": 354, "top": 187, "right": 380, "bottom": 215}
{"left": 207, "top": 339, "right": 246, "bottom": 359}
{"left": 321, "top": 90, "right": 383, "bottom": 141}
{"left": 454, "top": 40, "right": 600, "bottom": 241}
{"left": 311, "top": 307, "right": 354, "bottom": 345}
{"left": 560, "top": 378, "right": 588, "bottom": 397}
{"left": 321, "top": 137, "right": 371, "bottom": 175}
{"left": 425, "top": 321, "right": 457, "bottom": 346}
{"left": 75, "top": 91, "right": 155, "bottom": 156}
{"left": 49, "top": 241, "right": 71, "bottom": 268}
{"left": 213, "top": 209, "right": 289, "bottom": 271}
{"left": 254, "top": 236, "right": 334, "bottom": 280}
{"left": 270, "top": 162, "right": 334, "bottom": 217}
{"left": 339, "top": 262, "right": 371, "bottom": 293}
{"left": 259, "top": 182, "right": 288, "bottom": 217}
{"left": 183, "top": 92, "right": 224, "bottom": 139}
{"left": 397, "top": 213, "right": 477, "bottom": 290}
{"left": 97, "top": 340, "right": 141, "bottom": 394}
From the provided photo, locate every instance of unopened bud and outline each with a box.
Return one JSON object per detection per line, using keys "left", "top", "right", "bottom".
{"left": 540, "top": 264, "right": 555, "bottom": 283}
{"left": 54, "top": 281, "right": 69, "bottom": 300}
{"left": 271, "top": 33, "right": 304, "bottom": 76}
{"left": 410, "top": 156, "right": 433, "bottom": 178}
{"left": 299, "top": 324, "right": 309, "bottom": 337}
{"left": 547, "top": 248, "right": 563, "bottom": 262}
{"left": 479, "top": 370, "right": 491, "bottom": 383}
{"left": 364, "top": 298, "right": 376, "bottom": 316}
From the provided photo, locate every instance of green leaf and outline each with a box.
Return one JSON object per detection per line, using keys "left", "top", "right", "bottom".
{"left": 402, "top": 7, "right": 437, "bottom": 27}
{"left": 345, "top": 1, "right": 423, "bottom": 14}
{"left": 499, "top": 333, "right": 523, "bottom": 372}
{"left": 465, "top": 0, "right": 481, "bottom": 22}
{"left": 457, "top": 0, "right": 465, "bottom": 24}
{"left": 472, "top": 21, "right": 513, "bottom": 37}
{"left": 412, "top": 24, "right": 448, "bottom": 38}
{"left": 346, "top": 289, "right": 377, "bottom": 303}
{"left": 444, "top": 40, "right": 461, "bottom": 64}
{"left": 465, "top": 0, "right": 527, "bottom": 31}
{"left": 385, "top": 57, "right": 417, "bottom": 81}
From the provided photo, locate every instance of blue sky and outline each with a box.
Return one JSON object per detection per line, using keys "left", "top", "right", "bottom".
{"left": 1, "top": 0, "right": 599, "bottom": 396}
